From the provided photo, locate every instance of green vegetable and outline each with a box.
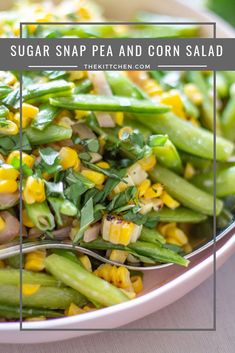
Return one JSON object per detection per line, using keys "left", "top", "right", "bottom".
{"left": 25, "top": 201, "right": 55, "bottom": 231}
{"left": 192, "top": 166, "right": 235, "bottom": 197}
{"left": 154, "top": 207, "right": 207, "bottom": 223}
{"left": 73, "top": 197, "right": 94, "bottom": 243}
{"left": 0, "top": 269, "right": 62, "bottom": 287}
{"left": 221, "top": 93, "right": 235, "bottom": 141}
{"left": 150, "top": 165, "right": 223, "bottom": 216}
{"left": 0, "top": 284, "right": 87, "bottom": 309}
{"left": 0, "top": 304, "right": 63, "bottom": 319}
{"left": 139, "top": 226, "right": 166, "bottom": 245}
{"left": 45, "top": 254, "right": 129, "bottom": 307}
{"left": 26, "top": 124, "right": 72, "bottom": 145}
{"left": 31, "top": 104, "right": 60, "bottom": 131}
{"left": 50, "top": 94, "right": 170, "bottom": 114}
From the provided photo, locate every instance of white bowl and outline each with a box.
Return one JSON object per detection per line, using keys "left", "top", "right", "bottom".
{"left": 1, "top": 0, "right": 235, "bottom": 343}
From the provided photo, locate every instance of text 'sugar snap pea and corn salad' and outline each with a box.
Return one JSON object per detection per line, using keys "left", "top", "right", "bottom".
{"left": 0, "top": 0, "right": 235, "bottom": 321}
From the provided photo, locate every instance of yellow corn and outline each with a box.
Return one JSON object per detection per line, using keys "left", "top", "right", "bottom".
{"left": 184, "top": 83, "right": 203, "bottom": 105}
{"left": 160, "top": 91, "right": 186, "bottom": 119}
{"left": 0, "top": 165, "right": 19, "bottom": 180}
{"left": 21, "top": 103, "right": 39, "bottom": 128}
{"left": 22, "top": 209, "right": 35, "bottom": 228}
{"left": 115, "top": 112, "right": 124, "bottom": 126}
{"left": 158, "top": 222, "right": 188, "bottom": 246}
{"left": 22, "top": 284, "right": 41, "bottom": 296}
{"left": 138, "top": 154, "right": 156, "bottom": 171}
{"left": 144, "top": 183, "right": 163, "bottom": 199}
{"left": 119, "top": 222, "right": 135, "bottom": 246}
{"left": 118, "top": 126, "right": 133, "bottom": 140}
{"left": 184, "top": 162, "right": 196, "bottom": 180}
{"left": 65, "top": 303, "right": 84, "bottom": 316}
{"left": 109, "top": 222, "right": 121, "bottom": 244}
{"left": 138, "top": 179, "right": 151, "bottom": 197}
{"left": 0, "top": 120, "right": 18, "bottom": 135}
{"left": 24, "top": 250, "right": 46, "bottom": 272}
{"left": 96, "top": 161, "right": 110, "bottom": 169}
{"left": 82, "top": 305, "right": 96, "bottom": 312}
{"left": 0, "top": 260, "right": 5, "bottom": 268}
{"left": 131, "top": 276, "right": 143, "bottom": 294}
{"left": 143, "top": 79, "right": 163, "bottom": 97}
{"left": 6, "top": 151, "right": 35, "bottom": 168}
{"left": 81, "top": 170, "right": 105, "bottom": 186}
{"left": 160, "top": 191, "right": 180, "bottom": 209}
{"left": 0, "top": 216, "right": 5, "bottom": 231}
{"left": 4, "top": 72, "right": 17, "bottom": 86}
{"left": 75, "top": 110, "right": 90, "bottom": 120}
{"left": 69, "top": 71, "right": 86, "bottom": 82}
{"left": 23, "top": 176, "right": 46, "bottom": 204}
{"left": 57, "top": 116, "right": 74, "bottom": 128}
{"left": 78, "top": 255, "right": 92, "bottom": 272}
{"left": 77, "top": 6, "right": 92, "bottom": 20}
{"left": 109, "top": 250, "right": 128, "bottom": 264}
{"left": 94, "top": 264, "right": 133, "bottom": 290}
{"left": 0, "top": 180, "right": 18, "bottom": 193}
{"left": 59, "top": 147, "right": 80, "bottom": 170}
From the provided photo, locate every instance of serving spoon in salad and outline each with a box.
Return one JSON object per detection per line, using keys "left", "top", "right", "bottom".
{"left": 0, "top": 220, "right": 234, "bottom": 271}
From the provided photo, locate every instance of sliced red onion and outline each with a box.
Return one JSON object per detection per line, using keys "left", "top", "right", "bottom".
{"left": 72, "top": 122, "right": 96, "bottom": 139}
{"left": 83, "top": 222, "right": 101, "bottom": 243}
{"left": 0, "top": 211, "right": 20, "bottom": 244}
{"left": 0, "top": 191, "right": 19, "bottom": 210}
{"left": 88, "top": 71, "right": 115, "bottom": 128}
{"left": 52, "top": 226, "right": 71, "bottom": 240}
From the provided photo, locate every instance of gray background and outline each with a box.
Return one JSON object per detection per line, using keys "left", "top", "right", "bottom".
{"left": 3, "top": 254, "right": 235, "bottom": 352}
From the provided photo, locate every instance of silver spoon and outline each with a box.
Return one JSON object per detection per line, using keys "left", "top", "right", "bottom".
{"left": 0, "top": 221, "right": 234, "bottom": 271}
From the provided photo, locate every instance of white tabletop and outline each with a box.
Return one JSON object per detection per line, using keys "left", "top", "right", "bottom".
{"left": 3, "top": 253, "right": 235, "bottom": 353}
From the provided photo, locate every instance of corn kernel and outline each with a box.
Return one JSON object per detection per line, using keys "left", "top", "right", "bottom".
{"left": 167, "top": 227, "right": 188, "bottom": 246}
{"left": 119, "top": 222, "right": 134, "bottom": 246}
{"left": 59, "top": 147, "right": 80, "bottom": 170}
{"left": 65, "top": 303, "right": 84, "bottom": 316}
{"left": 160, "top": 191, "right": 180, "bottom": 209}
{"left": 22, "top": 284, "right": 41, "bottom": 296}
{"left": 144, "top": 183, "right": 163, "bottom": 199}
{"left": 78, "top": 255, "right": 92, "bottom": 272}
{"left": 22, "top": 103, "right": 39, "bottom": 119}
{"left": 118, "top": 126, "right": 133, "bottom": 140}
{"left": 25, "top": 250, "right": 46, "bottom": 272}
{"left": 94, "top": 264, "right": 133, "bottom": 290}
{"left": 75, "top": 110, "right": 90, "bottom": 120}
{"left": 184, "top": 162, "right": 196, "bottom": 180}
{"left": 81, "top": 170, "right": 105, "bottom": 186}
{"left": 22, "top": 209, "right": 35, "bottom": 228}
{"left": 109, "top": 250, "right": 128, "bottom": 264}
{"left": 0, "top": 180, "right": 18, "bottom": 193}
{"left": 0, "top": 216, "right": 5, "bottom": 231}
{"left": 138, "top": 154, "right": 156, "bottom": 171}
{"left": 131, "top": 275, "right": 143, "bottom": 294}
{"left": 7, "top": 151, "right": 35, "bottom": 168}
{"left": 160, "top": 91, "right": 186, "bottom": 119}
{"left": 0, "top": 120, "right": 18, "bottom": 135}
{"left": 138, "top": 179, "right": 151, "bottom": 197}
{"left": 109, "top": 222, "right": 121, "bottom": 244}
{"left": 23, "top": 176, "right": 45, "bottom": 204}
{"left": 115, "top": 112, "right": 124, "bottom": 126}
{"left": 0, "top": 166, "right": 19, "bottom": 180}
{"left": 96, "top": 161, "right": 110, "bottom": 169}
{"left": 184, "top": 83, "right": 203, "bottom": 105}
{"left": 143, "top": 79, "right": 163, "bottom": 97}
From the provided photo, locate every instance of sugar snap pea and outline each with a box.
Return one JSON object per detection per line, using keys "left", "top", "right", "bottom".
{"left": 0, "top": 304, "right": 63, "bottom": 319}
{"left": 26, "top": 124, "right": 72, "bottom": 145}
{"left": 25, "top": 201, "right": 55, "bottom": 231}
{"left": 50, "top": 94, "right": 170, "bottom": 114}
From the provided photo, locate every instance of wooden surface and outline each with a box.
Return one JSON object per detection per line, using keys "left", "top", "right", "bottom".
{"left": 3, "top": 254, "right": 235, "bottom": 353}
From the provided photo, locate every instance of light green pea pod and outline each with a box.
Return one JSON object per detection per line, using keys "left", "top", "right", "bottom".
{"left": 149, "top": 134, "right": 183, "bottom": 174}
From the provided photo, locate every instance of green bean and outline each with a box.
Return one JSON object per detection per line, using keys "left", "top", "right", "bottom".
{"left": 0, "top": 269, "right": 62, "bottom": 287}
{"left": 221, "top": 92, "right": 235, "bottom": 141}
{"left": 151, "top": 207, "right": 207, "bottom": 223}
{"left": 25, "top": 201, "right": 55, "bottom": 231}
{"left": 106, "top": 71, "right": 234, "bottom": 161}
{"left": 139, "top": 226, "right": 166, "bottom": 245}
{"left": 0, "top": 304, "right": 63, "bottom": 319}
{"left": 74, "top": 78, "right": 93, "bottom": 94}
{"left": 45, "top": 254, "right": 129, "bottom": 307}
{"left": 0, "top": 284, "right": 88, "bottom": 309}
{"left": 23, "top": 80, "right": 74, "bottom": 102}
{"left": 31, "top": 104, "right": 60, "bottom": 131}
{"left": 150, "top": 165, "right": 223, "bottom": 216}
{"left": 128, "top": 241, "right": 189, "bottom": 267}
{"left": 50, "top": 94, "right": 170, "bottom": 114}
{"left": 192, "top": 166, "right": 235, "bottom": 197}
{"left": 26, "top": 124, "right": 72, "bottom": 145}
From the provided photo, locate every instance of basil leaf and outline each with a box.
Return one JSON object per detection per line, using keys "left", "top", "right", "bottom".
{"left": 31, "top": 104, "right": 59, "bottom": 131}
{"left": 73, "top": 197, "right": 94, "bottom": 243}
